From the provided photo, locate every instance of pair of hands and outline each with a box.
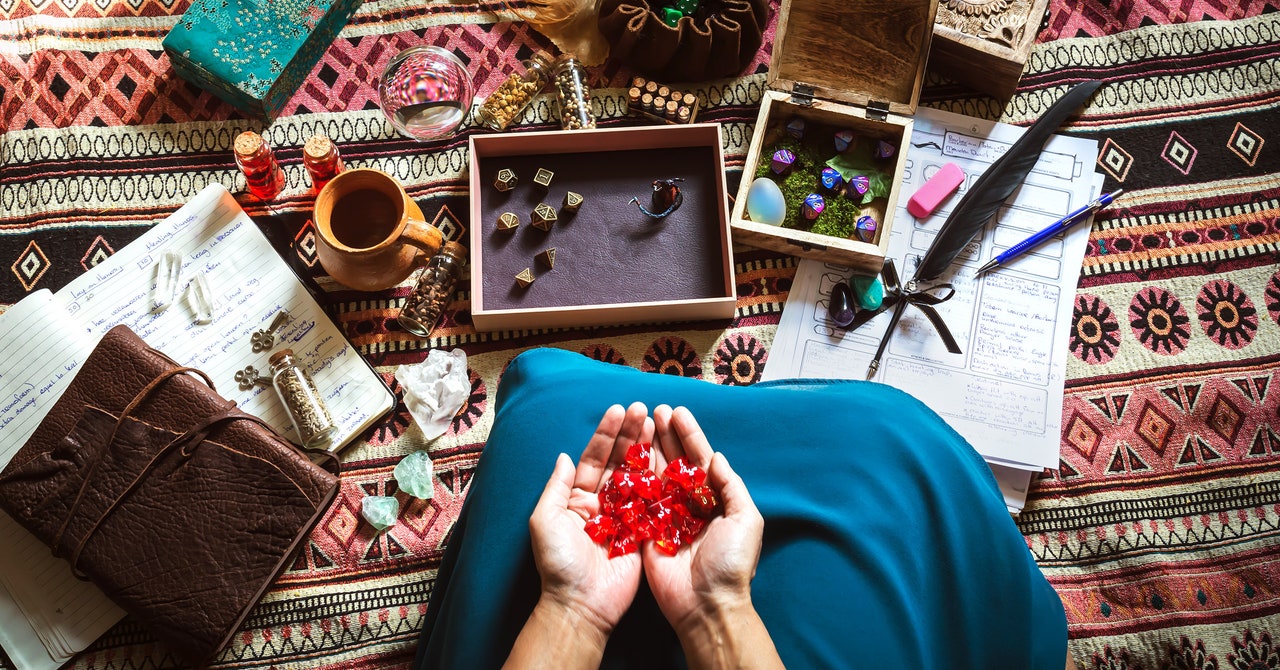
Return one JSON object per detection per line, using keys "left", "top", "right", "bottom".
{"left": 528, "top": 402, "right": 765, "bottom": 653}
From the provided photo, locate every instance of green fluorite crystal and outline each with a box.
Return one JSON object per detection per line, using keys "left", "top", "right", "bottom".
{"left": 394, "top": 450, "right": 435, "bottom": 500}
{"left": 361, "top": 496, "right": 399, "bottom": 531}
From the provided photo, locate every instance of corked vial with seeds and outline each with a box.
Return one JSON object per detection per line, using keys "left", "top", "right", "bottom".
{"left": 552, "top": 55, "right": 596, "bottom": 130}
{"left": 269, "top": 349, "right": 337, "bottom": 448}
{"left": 476, "top": 52, "right": 555, "bottom": 131}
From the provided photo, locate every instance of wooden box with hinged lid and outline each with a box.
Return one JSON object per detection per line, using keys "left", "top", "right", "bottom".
{"left": 930, "top": 0, "right": 1051, "bottom": 98}
{"left": 729, "top": 0, "right": 938, "bottom": 276}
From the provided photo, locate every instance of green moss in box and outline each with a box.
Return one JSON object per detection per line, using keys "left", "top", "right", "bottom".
{"left": 754, "top": 120, "right": 893, "bottom": 241}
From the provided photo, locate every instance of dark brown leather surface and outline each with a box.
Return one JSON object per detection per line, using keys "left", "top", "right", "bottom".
{"left": 0, "top": 324, "right": 339, "bottom": 668}
{"left": 476, "top": 146, "right": 732, "bottom": 311}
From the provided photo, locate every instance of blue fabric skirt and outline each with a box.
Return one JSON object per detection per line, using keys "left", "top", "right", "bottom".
{"left": 415, "top": 347, "right": 1066, "bottom": 668}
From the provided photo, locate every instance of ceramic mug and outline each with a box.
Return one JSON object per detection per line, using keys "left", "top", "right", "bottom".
{"left": 314, "top": 168, "right": 444, "bottom": 292}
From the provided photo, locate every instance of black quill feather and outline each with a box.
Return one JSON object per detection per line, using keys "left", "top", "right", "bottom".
{"left": 913, "top": 80, "right": 1104, "bottom": 282}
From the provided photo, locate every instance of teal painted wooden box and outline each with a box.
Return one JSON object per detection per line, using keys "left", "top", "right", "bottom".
{"left": 162, "top": 0, "right": 363, "bottom": 121}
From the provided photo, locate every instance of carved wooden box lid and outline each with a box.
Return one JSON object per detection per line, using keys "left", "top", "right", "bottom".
{"left": 768, "top": 0, "right": 939, "bottom": 117}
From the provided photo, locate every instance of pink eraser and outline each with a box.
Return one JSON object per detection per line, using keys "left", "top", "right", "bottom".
{"left": 907, "top": 162, "right": 965, "bottom": 218}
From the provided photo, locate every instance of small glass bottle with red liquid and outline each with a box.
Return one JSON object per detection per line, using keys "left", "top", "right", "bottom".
{"left": 302, "top": 134, "right": 344, "bottom": 194}
{"left": 233, "top": 130, "right": 285, "bottom": 201}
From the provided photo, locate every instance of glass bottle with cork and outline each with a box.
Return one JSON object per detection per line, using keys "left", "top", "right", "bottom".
{"left": 552, "top": 55, "right": 596, "bottom": 130}
{"left": 397, "top": 241, "right": 467, "bottom": 337}
{"left": 269, "top": 349, "right": 337, "bottom": 448}
{"left": 302, "top": 134, "right": 344, "bottom": 194}
{"left": 233, "top": 130, "right": 285, "bottom": 200}
{"left": 476, "top": 52, "right": 554, "bottom": 131}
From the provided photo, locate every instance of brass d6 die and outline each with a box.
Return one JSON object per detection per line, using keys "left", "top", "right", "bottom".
{"left": 533, "top": 168, "right": 554, "bottom": 190}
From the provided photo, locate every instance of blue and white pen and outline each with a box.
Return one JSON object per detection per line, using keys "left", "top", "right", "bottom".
{"left": 976, "top": 189, "right": 1125, "bottom": 275}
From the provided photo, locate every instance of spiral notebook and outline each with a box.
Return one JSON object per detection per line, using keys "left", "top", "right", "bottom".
{"left": 0, "top": 183, "right": 393, "bottom": 668}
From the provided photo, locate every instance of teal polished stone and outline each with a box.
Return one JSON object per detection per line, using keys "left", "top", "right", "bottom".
{"left": 745, "top": 177, "right": 786, "bottom": 226}
{"left": 362, "top": 495, "right": 400, "bottom": 531}
{"left": 851, "top": 274, "right": 884, "bottom": 310}
{"left": 394, "top": 450, "right": 435, "bottom": 500}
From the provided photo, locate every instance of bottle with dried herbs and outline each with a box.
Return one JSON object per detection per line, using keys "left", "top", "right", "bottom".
{"left": 476, "top": 52, "right": 554, "bottom": 131}
{"left": 397, "top": 241, "right": 467, "bottom": 337}
{"left": 269, "top": 349, "right": 337, "bottom": 448}
{"left": 552, "top": 55, "right": 596, "bottom": 129}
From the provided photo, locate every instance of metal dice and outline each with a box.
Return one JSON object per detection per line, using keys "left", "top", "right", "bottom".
{"left": 497, "top": 212, "right": 520, "bottom": 232}
{"left": 532, "top": 203, "right": 558, "bottom": 231}
{"left": 562, "top": 191, "right": 583, "bottom": 214}
{"left": 533, "top": 168, "right": 554, "bottom": 190}
{"left": 494, "top": 168, "right": 518, "bottom": 192}
{"left": 515, "top": 268, "right": 536, "bottom": 288}
{"left": 536, "top": 247, "right": 556, "bottom": 269}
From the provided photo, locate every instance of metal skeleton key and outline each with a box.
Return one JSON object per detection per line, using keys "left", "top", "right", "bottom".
{"left": 250, "top": 309, "right": 292, "bottom": 353}
{"left": 235, "top": 365, "right": 273, "bottom": 391}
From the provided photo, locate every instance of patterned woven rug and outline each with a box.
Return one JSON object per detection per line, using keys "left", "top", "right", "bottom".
{"left": 1, "top": 0, "right": 1278, "bottom": 668}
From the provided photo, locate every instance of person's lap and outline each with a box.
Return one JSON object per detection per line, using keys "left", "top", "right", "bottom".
{"left": 415, "top": 347, "right": 1065, "bottom": 668}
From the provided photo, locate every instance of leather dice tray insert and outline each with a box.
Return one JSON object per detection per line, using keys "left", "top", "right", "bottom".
{"left": 469, "top": 124, "right": 737, "bottom": 332}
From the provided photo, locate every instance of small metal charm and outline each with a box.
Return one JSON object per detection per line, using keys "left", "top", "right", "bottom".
{"left": 235, "top": 365, "right": 271, "bottom": 391}
{"left": 250, "top": 309, "right": 292, "bottom": 352}
{"left": 630, "top": 178, "right": 684, "bottom": 219}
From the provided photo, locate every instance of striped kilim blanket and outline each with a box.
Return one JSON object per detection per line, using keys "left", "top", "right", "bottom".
{"left": 1, "top": 0, "right": 1278, "bottom": 667}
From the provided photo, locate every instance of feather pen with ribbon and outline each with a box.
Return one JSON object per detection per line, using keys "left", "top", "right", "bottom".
{"left": 826, "top": 79, "right": 1105, "bottom": 379}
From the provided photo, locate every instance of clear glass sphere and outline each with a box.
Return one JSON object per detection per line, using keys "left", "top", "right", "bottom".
{"left": 378, "top": 46, "right": 473, "bottom": 141}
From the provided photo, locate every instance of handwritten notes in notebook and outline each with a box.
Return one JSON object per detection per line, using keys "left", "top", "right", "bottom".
{"left": 53, "top": 183, "right": 393, "bottom": 449}
{"left": 0, "top": 183, "right": 393, "bottom": 667}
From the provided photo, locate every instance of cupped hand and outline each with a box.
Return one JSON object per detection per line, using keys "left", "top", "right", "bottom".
{"left": 527, "top": 401, "right": 654, "bottom": 636}
{"left": 643, "top": 405, "right": 765, "bottom": 631}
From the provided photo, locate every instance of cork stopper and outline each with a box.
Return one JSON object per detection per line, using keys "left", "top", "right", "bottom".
{"left": 303, "top": 135, "right": 334, "bottom": 160}
{"left": 233, "top": 131, "right": 264, "bottom": 157}
{"left": 441, "top": 241, "right": 468, "bottom": 260}
{"left": 268, "top": 348, "right": 295, "bottom": 366}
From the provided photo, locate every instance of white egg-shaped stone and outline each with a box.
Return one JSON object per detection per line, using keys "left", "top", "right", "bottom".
{"left": 745, "top": 177, "right": 786, "bottom": 226}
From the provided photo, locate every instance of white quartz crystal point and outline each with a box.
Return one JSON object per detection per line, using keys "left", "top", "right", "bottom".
{"left": 151, "top": 250, "right": 183, "bottom": 312}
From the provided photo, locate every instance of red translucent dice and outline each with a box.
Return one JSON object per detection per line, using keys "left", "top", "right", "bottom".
{"left": 584, "top": 443, "right": 722, "bottom": 558}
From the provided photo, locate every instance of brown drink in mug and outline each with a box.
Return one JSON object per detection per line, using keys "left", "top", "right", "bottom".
{"left": 313, "top": 168, "right": 444, "bottom": 292}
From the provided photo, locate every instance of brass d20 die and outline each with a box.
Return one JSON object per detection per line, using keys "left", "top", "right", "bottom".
{"left": 531, "top": 203, "right": 558, "bottom": 231}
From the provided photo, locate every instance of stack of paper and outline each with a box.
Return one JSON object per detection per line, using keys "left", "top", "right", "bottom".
{"left": 764, "top": 107, "right": 1103, "bottom": 513}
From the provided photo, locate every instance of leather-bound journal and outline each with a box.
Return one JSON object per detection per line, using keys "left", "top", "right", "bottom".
{"left": 0, "top": 324, "right": 339, "bottom": 668}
